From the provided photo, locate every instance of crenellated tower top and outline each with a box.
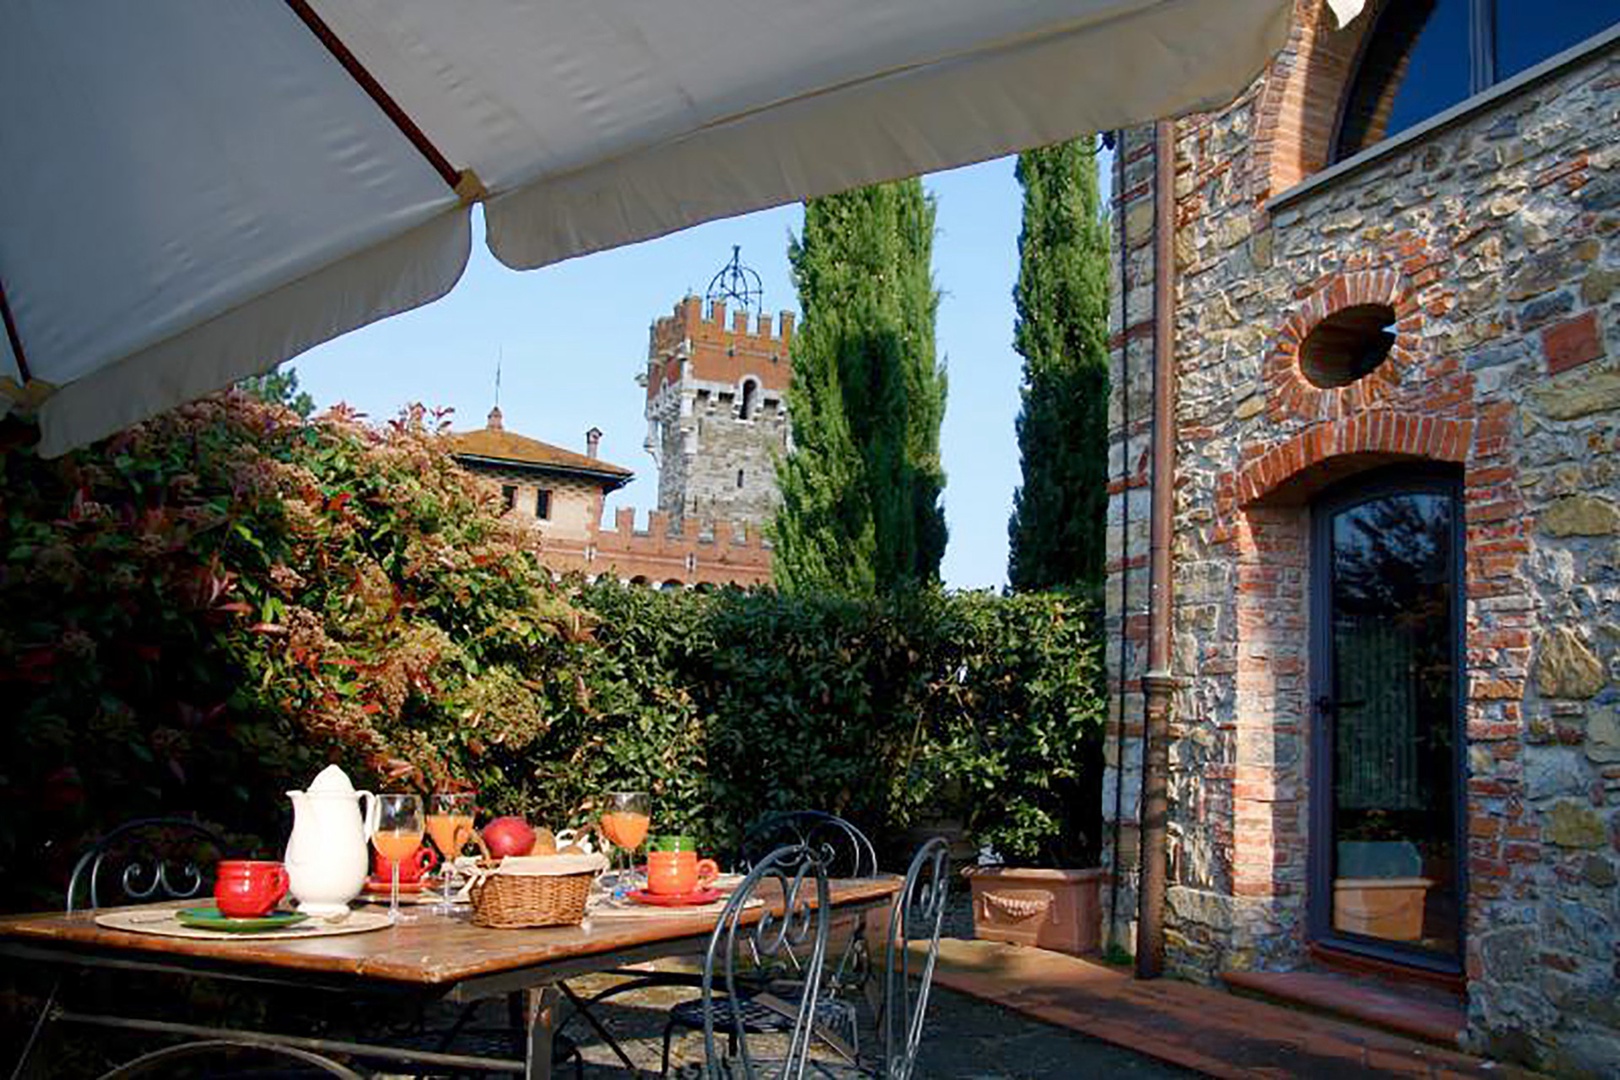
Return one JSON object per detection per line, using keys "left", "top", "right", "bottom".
{"left": 645, "top": 294, "right": 794, "bottom": 402}
{"left": 641, "top": 249, "right": 794, "bottom": 533}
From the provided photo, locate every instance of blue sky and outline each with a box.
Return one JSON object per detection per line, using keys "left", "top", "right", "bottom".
{"left": 294, "top": 151, "right": 1109, "bottom": 591}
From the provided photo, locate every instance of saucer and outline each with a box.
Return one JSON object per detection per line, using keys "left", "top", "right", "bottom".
{"left": 628, "top": 887, "right": 723, "bottom": 907}
{"left": 177, "top": 906, "right": 309, "bottom": 932}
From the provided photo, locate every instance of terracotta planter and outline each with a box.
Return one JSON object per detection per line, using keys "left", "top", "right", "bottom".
{"left": 1332, "top": 877, "right": 1432, "bottom": 941}
{"left": 963, "top": 866, "right": 1101, "bottom": 956}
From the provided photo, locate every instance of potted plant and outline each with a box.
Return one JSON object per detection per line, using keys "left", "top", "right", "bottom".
{"left": 960, "top": 774, "right": 1103, "bottom": 956}
{"left": 938, "top": 595, "right": 1107, "bottom": 956}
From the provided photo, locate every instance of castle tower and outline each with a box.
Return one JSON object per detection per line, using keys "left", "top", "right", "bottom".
{"left": 641, "top": 250, "right": 793, "bottom": 533}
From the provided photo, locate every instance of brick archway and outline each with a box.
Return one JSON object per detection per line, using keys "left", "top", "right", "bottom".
{"left": 1250, "top": 1, "right": 1380, "bottom": 201}
{"left": 1235, "top": 411, "right": 1473, "bottom": 507}
{"left": 1263, "top": 268, "right": 1424, "bottom": 425}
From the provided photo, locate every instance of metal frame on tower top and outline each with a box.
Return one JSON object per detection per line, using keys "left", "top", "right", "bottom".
{"left": 705, "top": 246, "right": 763, "bottom": 316}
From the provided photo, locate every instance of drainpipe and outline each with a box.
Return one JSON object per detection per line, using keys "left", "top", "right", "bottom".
{"left": 1135, "top": 118, "right": 1177, "bottom": 981}
{"left": 1107, "top": 127, "right": 1130, "bottom": 952}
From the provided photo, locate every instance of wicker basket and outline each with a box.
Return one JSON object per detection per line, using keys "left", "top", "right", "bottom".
{"left": 468, "top": 853, "right": 607, "bottom": 929}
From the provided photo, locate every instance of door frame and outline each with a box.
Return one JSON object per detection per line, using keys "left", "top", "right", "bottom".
{"left": 1307, "top": 464, "right": 1468, "bottom": 974}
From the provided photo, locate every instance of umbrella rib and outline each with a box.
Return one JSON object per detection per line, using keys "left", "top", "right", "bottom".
{"left": 281, "top": 0, "right": 475, "bottom": 199}
{"left": 0, "top": 273, "right": 30, "bottom": 384}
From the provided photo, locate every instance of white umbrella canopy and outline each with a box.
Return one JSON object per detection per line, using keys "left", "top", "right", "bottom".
{"left": 0, "top": 0, "right": 1353, "bottom": 457}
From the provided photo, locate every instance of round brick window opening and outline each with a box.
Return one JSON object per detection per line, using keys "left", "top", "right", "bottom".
{"left": 1299, "top": 303, "right": 1396, "bottom": 388}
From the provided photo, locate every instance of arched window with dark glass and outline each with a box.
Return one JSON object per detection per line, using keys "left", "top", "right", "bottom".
{"left": 1335, "top": 0, "right": 1620, "bottom": 162}
{"left": 738, "top": 378, "right": 758, "bottom": 420}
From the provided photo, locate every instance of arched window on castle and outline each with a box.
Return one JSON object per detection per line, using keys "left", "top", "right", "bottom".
{"left": 738, "top": 378, "right": 758, "bottom": 420}
{"left": 1335, "top": 0, "right": 1620, "bottom": 162}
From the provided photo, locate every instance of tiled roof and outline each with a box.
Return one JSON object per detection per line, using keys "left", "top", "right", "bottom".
{"left": 450, "top": 420, "right": 633, "bottom": 489}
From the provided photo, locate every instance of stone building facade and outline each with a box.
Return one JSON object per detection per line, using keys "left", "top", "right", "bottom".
{"left": 451, "top": 407, "right": 770, "bottom": 587}
{"left": 643, "top": 295, "right": 793, "bottom": 533}
{"left": 1102, "top": 2, "right": 1620, "bottom": 1071}
{"left": 452, "top": 407, "right": 632, "bottom": 549}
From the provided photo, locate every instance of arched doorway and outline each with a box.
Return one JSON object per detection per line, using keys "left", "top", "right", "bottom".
{"left": 1309, "top": 466, "right": 1465, "bottom": 972}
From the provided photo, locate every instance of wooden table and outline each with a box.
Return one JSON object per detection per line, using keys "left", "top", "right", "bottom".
{"left": 0, "top": 875, "right": 900, "bottom": 1078}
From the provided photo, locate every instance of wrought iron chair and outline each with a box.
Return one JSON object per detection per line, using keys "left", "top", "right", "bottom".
{"left": 12, "top": 817, "right": 231, "bottom": 1079}
{"left": 668, "top": 837, "right": 950, "bottom": 1079}
{"left": 659, "top": 814, "right": 876, "bottom": 1073}
{"left": 874, "top": 836, "right": 950, "bottom": 1080}
{"left": 736, "top": 811, "right": 879, "bottom": 879}
{"left": 668, "top": 843, "right": 831, "bottom": 1079}
{"left": 64, "top": 816, "right": 229, "bottom": 913}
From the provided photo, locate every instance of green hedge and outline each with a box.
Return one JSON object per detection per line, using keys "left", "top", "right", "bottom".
{"left": 529, "top": 583, "right": 1106, "bottom": 867}
{"left": 0, "top": 396, "right": 1103, "bottom": 911}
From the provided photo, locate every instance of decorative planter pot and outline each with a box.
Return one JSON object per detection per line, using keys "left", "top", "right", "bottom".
{"left": 1332, "top": 877, "right": 1432, "bottom": 941}
{"left": 963, "top": 866, "right": 1102, "bottom": 956}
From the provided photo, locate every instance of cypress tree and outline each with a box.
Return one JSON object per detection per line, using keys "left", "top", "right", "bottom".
{"left": 773, "top": 180, "right": 947, "bottom": 594}
{"left": 238, "top": 363, "right": 315, "bottom": 418}
{"left": 1007, "top": 139, "right": 1110, "bottom": 594}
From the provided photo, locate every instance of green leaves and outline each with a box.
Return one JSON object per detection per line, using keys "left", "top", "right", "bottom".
{"left": 774, "top": 180, "right": 948, "bottom": 596}
{"left": 555, "top": 584, "right": 1104, "bottom": 867}
{"left": 1008, "top": 138, "right": 1111, "bottom": 595}
{"left": 3, "top": 391, "right": 1102, "bottom": 912}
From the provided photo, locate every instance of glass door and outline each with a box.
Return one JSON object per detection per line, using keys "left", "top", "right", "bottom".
{"left": 1310, "top": 469, "right": 1464, "bottom": 970}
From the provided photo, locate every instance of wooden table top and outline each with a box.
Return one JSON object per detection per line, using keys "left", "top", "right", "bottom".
{"left": 0, "top": 876, "right": 899, "bottom": 989}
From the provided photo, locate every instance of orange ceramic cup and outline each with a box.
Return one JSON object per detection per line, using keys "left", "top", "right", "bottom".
{"left": 646, "top": 850, "right": 720, "bottom": 895}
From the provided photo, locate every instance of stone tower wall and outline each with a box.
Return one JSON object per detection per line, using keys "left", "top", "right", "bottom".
{"left": 645, "top": 295, "right": 794, "bottom": 530}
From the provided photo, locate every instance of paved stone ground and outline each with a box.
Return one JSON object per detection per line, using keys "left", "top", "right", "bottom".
{"left": 550, "top": 970, "right": 1190, "bottom": 1077}
{"left": 542, "top": 890, "right": 1184, "bottom": 1077}
{"left": 923, "top": 939, "right": 1540, "bottom": 1080}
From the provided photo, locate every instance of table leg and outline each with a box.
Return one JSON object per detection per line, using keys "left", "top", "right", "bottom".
{"left": 862, "top": 908, "right": 886, "bottom": 1022}
{"left": 523, "top": 984, "right": 563, "bottom": 1080}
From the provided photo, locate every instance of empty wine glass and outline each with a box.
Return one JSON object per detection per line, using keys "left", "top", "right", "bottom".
{"left": 371, "top": 793, "right": 424, "bottom": 923}
{"left": 426, "top": 791, "right": 476, "bottom": 916}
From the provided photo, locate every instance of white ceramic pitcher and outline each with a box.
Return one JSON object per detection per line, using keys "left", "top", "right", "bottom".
{"left": 284, "top": 764, "right": 375, "bottom": 916}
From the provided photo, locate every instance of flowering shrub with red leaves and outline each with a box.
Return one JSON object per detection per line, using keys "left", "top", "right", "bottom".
{"left": 0, "top": 393, "right": 580, "bottom": 910}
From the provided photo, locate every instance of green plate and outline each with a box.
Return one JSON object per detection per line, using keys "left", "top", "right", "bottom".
{"left": 176, "top": 906, "right": 309, "bottom": 932}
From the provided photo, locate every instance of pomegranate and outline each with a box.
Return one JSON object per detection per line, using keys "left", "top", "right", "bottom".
{"left": 482, "top": 816, "right": 537, "bottom": 859}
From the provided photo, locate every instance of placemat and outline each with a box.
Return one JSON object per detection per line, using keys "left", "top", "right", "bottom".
{"left": 96, "top": 906, "right": 393, "bottom": 940}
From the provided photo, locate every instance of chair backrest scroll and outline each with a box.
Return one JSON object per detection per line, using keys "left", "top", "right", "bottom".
{"left": 65, "top": 817, "right": 228, "bottom": 913}
{"left": 882, "top": 837, "right": 950, "bottom": 1080}
{"left": 700, "top": 842, "right": 831, "bottom": 1079}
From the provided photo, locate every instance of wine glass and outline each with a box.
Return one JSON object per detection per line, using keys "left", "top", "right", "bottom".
{"left": 426, "top": 791, "right": 476, "bottom": 916}
{"left": 371, "top": 793, "right": 425, "bottom": 923}
{"left": 600, "top": 791, "right": 650, "bottom": 896}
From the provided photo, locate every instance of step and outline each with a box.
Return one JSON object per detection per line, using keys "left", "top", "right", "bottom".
{"left": 1221, "top": 968, "right": 1465, "bottom": 1048}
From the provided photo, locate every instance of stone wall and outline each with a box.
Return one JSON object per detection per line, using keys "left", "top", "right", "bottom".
{"left": 1104, "top": 5, "right": 1620, "bottom": 1071}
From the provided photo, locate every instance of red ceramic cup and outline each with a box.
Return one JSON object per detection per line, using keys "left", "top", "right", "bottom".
{"left": 372, "top": 843, "right": 439, "bottom": 884}
{"left": 214, "top": 860, "right": 289, "bottom": 918}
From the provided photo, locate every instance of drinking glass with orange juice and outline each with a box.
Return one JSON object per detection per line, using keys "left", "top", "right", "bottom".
{"left": 427, "top": 791, "right": 476, "bottom": 915}
{"left": 372, "top": 793, "right": 424, "bottom": 922}
{"left": 600, "top": 791, "right": 650, "bottom": 894}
